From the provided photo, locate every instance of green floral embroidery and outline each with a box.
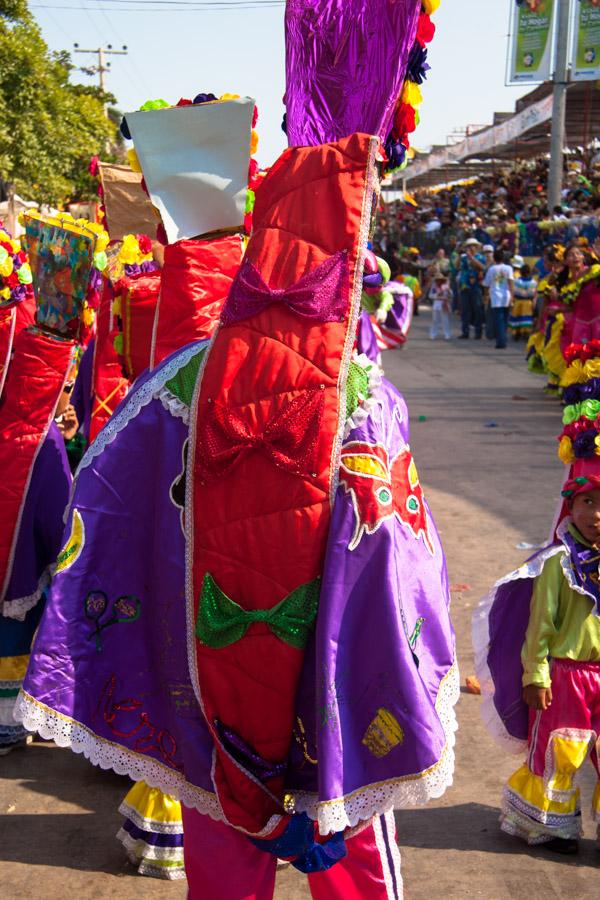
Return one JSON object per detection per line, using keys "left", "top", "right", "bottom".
{"left": 196, "top": 574, "right": 319, "bottom": 650}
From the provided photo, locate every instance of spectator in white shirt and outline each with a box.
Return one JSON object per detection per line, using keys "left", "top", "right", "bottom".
{"left": 483, "top": 249, "right": 514, "bottom": 349}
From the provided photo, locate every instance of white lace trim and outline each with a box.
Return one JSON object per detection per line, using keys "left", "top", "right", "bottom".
{"left": 292, "top": 659, "right": 460, "bottom": 836}
{"left": 66, "top": 341, "right": 208, "bottom": 520}
{"left": 472, "top": 540, "right": 566, "bottom": 755}
{"left": 343, "top": 353, "right": 383, "bottom": 439}
{"left": 15, "top": 690, "right": 224, "bottom": 821}
{"left": 119, "top": 799, "right": 184, "bottom": 835}
{"left": 133, "top": 860, "right": 186, "bottom": 881}
{"left": 116, "top": 828, "right": 185, "bottom": 863}
{"left": 156, "top": 386, "right": 189, "bottom": 424}
{"left": 2, "top": 569, "right": 50, "bottom": 621}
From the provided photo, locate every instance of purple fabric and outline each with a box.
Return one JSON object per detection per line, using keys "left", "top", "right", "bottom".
{"left": 221, "top": 252, "right": 348, "bottom": 327}
{"left": 6, "top": 422, "right": 71, "bottom": 605}
{"left": 23, "top": 348, "right": 454, "bottom": 816}
{"left": 24, "top": 394, "right": 217, "bottom": 794}
{"left": 290, "top": 378, "right": 455, "bottom": 798}
{"left": 356, "top": 311, "right": 380, "bottom": 363}
{"left": 384, "top": 283, "right": 413, "bottom": 339}
{"left": 486, "top": 575, "right": 533, "bottom": 743}
{"left": 121, "top": 818, "right": 184, "bottom": 848}
{"left": 285, "top": 0, "right": 421, "bottom": 146}
{"left": 71, "top": 339, "right": 95, "bottom": 444}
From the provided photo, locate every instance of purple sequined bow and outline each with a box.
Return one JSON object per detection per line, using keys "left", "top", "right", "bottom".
{"left": 221, "top": 250, "right": 348, "bottom": 326}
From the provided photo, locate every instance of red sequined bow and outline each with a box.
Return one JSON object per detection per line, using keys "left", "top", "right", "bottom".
{"left": 197, "top": 389, "right": 325, "bottom": 480}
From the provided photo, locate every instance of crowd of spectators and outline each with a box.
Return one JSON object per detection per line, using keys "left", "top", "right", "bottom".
{"left": 375, "top": 156, "right": 600, "bottom": 260}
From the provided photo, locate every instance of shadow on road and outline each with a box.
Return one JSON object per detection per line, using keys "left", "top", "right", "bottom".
{"left": 395, "top": 802, "right": 598, "bottom": 867}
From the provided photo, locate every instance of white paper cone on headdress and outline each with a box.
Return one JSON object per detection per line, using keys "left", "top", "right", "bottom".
{"left": 126, "top": 98, "right": 254, "bottom": 244}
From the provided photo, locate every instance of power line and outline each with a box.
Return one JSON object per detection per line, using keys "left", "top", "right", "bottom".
{"left": 32, "top": 2, "right": 283, "bottom": 8}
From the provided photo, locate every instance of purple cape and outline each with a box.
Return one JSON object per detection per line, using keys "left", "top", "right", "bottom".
{"left": 19, "top": 342, "right": 457, "bottom": 834}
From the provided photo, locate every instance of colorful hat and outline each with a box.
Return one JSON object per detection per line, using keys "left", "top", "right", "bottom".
{"left": 20, "top": 211, "right": 108, "bottom": 342}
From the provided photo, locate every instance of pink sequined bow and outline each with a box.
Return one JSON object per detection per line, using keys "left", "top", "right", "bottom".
{"left": 197, "top": 389, "right": 325, "bottom": 481}
{"left": 220, "top": 251, "right": 349, "bottom": 326}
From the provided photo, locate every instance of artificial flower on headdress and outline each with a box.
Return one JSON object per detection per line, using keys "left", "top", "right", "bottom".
{"left": 422, "top": 0, "right": 441, "bottom": 12}
{"left": 416, "top": 12, "right": 436, "bottom": 46}
{"left": 401, "top": 81, "right": 423, "bottom": 108}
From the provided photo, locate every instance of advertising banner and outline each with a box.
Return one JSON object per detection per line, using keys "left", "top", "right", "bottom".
{"left": 508, "top": 0, "right": 556, "bottom": 84}
{"left": 572, "top": 0, "right": 600, "bottom": 81}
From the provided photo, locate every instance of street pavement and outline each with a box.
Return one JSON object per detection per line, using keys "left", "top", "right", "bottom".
{"left": 1, "top": 307, "right": 598, "bottom": 898}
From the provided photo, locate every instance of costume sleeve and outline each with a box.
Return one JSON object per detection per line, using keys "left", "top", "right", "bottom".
{"left": 521, "top": 553, "right": 562, "bottom": 688}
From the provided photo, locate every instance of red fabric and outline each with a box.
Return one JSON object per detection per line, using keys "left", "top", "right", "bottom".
{"left": 90, "top": 281, "right": 129, "bottom": 443}
{"left": 190, "top": 134, "right": 375, "bottom": 834}
{"left": 151, "top": 236, "right": 243, "bottom": 367}
{"left": 0, "top": 328, "right": 74, "bottom": 598}
{"left": 119, "top": 270, "right": 161, "bottom": 379}
{"left": 526, "top": 659, "right": 600, "bottom": 779}
{"left": 0, "top": 308, "right": 16, "bottom": 399}
{"left": 560, "top": 280, "right": 600, "bottom": 351}
{"left": 182, "top": 808, "right": 402, "bottom": 900}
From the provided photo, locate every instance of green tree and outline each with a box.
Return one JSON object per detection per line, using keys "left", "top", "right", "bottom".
{"left": 0, "top": 1, "right": 117, "bottom": 205}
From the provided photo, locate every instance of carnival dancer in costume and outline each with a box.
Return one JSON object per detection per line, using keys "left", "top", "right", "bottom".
{"left": 558, "top": 245, "right": 600, "bottom": 353}
{"left": 526, "top": 245, "right": 568, "bottom": 393}
{"left": 0, "top": 211, "right": 105, "bottom": 752}
{"left": 96, "top": 96, "right": 252, "bottom": 880}
{"left": 18, "top": 4, "right": 456, "bottom": 896}
{"left": 508, "top": 263, "right": 536, "bottom": 341}
{"left": 473, "top": 341, "right": 600, "bottom": 853}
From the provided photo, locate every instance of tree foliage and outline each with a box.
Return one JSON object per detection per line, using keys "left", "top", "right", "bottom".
{"left": 0, "top": 2, "right": 117, "bottom": 204}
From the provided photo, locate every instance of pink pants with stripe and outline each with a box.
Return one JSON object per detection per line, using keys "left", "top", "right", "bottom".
{"left": 182, "top": 807, "right": 402, "bottom": 900}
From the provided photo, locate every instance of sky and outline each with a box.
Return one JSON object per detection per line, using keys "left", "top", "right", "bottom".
{"left": 31, "top": 0, "right": 533, "bottom": 167}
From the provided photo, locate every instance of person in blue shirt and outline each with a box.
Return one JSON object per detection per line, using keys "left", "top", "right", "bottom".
{"left": 459, "top": 238, "right": 486, "bottom": 339}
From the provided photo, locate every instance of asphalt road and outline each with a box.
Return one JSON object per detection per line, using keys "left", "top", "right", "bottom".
{"left": 1, "top": 307, "right": 597, "bottom": 899}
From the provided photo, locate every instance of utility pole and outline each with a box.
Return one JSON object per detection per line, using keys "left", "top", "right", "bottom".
{"left": 547, "top": 0, "right": 572, "bottom": 211}
{"left": 73, "top": 43, "right": 128, "bottom": 108}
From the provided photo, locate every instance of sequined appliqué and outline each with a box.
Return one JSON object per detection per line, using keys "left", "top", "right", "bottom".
{"left": 340, "top": 440, "right": 434, "bottom": 554}
{"left": 221, "top": 251, "right": 349, "bottom": 326}
{"left": 197, "top": 389, "right": 325, "bottom": 482}
{"left": 196, "top": 573, "right": 320, "bottom": 650}
{"left": 55, "top": 509, "right": 85, "bottom": 574}
{"left": 362, "top": 708, "right": 405, "bottom": 758}
{"left": 85, "top": 590, "right": 141, "bottom": 651}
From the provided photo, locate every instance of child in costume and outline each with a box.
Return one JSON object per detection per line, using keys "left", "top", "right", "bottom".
{"left": 474, "top": 340, "right": 600, "bottom": 853}
{"left": 508, "top": 263, "right": 536, "bottom": 340}
{"left": 429, "top": 274, "right": 452, "bottom": 341}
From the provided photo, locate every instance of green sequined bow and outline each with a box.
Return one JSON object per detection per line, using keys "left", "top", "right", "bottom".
{"left": 196, "top": 574, "right": 320, "bottom": 650}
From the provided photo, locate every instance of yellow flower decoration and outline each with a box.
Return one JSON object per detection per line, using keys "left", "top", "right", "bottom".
{"left": 0, "top": 287, "right": 11, "bottom": 300}
{"left": 558, "top": 435, "right": 575, "bottom": 465}
{"left": 422, "top": 0, "right": 441, "bottom": 13}
{"left": 595, "top": 434, "right": 600, "bottom": 457}
{"left": 0, "top": 256, "right": 14, "bottom": 278}
{"left": 10, "top": 240, "right": 20, "bottom": 253}
{"left": 562, "top": 359, "right": 600, "bottom": 386}
{"left": 219, "top": 93, "right": 240, "bottom": 101}
{"left": 250, "top": 130, "right": 259, "bottom": 156}
{"left": 401, "top": 81, "right": 422, "bottom": 107}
